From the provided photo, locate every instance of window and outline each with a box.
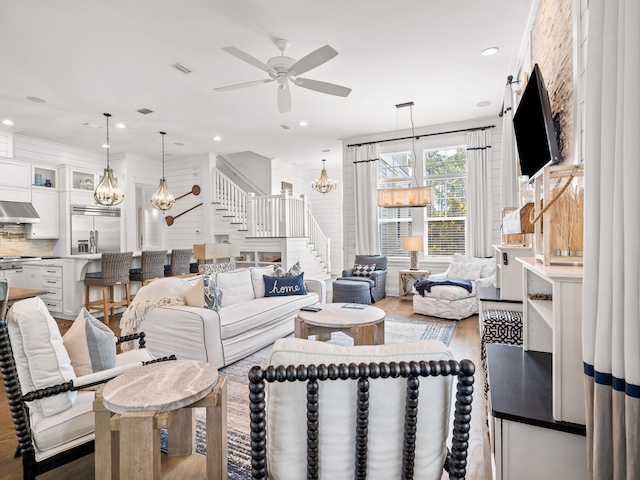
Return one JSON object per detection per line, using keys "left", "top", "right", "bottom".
{"left": 378, "top": 146, "right": 467, "bottom": 257}
{"left": 424, "top": 148, "right": 467, "bottom": 256}
{"left": 378, "top": 152, "right": 413, "bottom": 257}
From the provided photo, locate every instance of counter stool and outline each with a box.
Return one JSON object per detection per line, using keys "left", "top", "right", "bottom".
{"left": 332, "top": 279, "right": 372, "bottom": 304}
{"left": 164, "top": 248, "right": 192, "bottom": 277}
{"left": 129, "top": 250, "right": 168, "bottom": 290}
{"left": 84, "top": 251, "right": 133, "bottom": 324}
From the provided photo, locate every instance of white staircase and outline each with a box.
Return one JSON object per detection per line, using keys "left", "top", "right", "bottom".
{"left": 212, "top": 170, "right": 331, "bottom": 279}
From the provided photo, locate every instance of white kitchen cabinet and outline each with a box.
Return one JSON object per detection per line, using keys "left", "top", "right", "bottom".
{"left": 0, "top": 128, "right": 14, "bottom": 158}
{"left": 23, "top": 264, "right": 63, "bottom": 313}
{"left": 26, "top": 189, "right": 60, "bottom": 239}
{"left": 1, "top": 269, "right": 25, "bottom": 288}
{"left": 0, "top": 159, "right": 29, "bottom": 186}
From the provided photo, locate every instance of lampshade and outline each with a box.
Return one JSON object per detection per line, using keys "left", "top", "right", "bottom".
{"left": 150, "top": 131, "right": 176, "bottom": 210}
{"left": 403, "top": 236, "right": 423, "bottom": 270}
{"left": 193, "top": 243, "right": 241, "bottom": 260}
{"left": 402, "top": 236, "right": 424, "bottom": 252}
{"left": 378, "top": 186, "right": 432, "bottom": 208}
{"left": 94, "top": 113, "right": 125, "bottom": 206}
{"left": 312, "top": 159, "right": 337, "bottom": 194}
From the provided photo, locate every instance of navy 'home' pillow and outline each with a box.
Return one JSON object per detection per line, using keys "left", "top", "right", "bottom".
{"left": 263, "top": 273, "right": 307, "bottom": 297}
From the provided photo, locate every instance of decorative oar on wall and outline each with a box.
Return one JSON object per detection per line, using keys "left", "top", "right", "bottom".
{"left": 165, "top": 203, "right": 202, "bottom": 226}
{"left": 164, "top": 185, "right": 203, "bottom": 226}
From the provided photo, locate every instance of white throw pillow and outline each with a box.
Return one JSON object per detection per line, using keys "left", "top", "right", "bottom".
{"left": 447, "top": 261, "right": 482, "bottom": 280}
{"left": 7, "top": 297, "right": 77, "bottom": 417}
{"left": 63, "top": 308, "right": 117, "bottom": 377}
{"left": 184, "top": 276, "right": 206, "bottom": 307}
{"left": 210, "top": 268, "right": 254, "bottom": 306}
{"left": 250, "top": 265, "right": 276, "bottom": 298}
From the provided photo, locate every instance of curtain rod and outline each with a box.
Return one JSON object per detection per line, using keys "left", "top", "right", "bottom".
{"left": 346, "top": 124, "right": 495, "bottom": 148}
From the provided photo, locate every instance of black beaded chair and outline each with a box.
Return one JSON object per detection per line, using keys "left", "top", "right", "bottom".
{"left": 248, "top": 338, "right": 475, "bottom": 480}
{"left": 164, "top": 248, "right": 192, "bottom": 277}
{"left": 84, "top": 251, "right": 133, "bottom": 324}
{"left": 0, "top": 279, "right": 158, "bottom": 480}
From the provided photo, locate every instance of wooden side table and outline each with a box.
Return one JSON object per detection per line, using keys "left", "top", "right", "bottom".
{"left": 398, "top": 269, "right": 431, "bottom": 300}
{"left": 94, "top": 359, "right": 227, "bottom": 480}
{"left": 295, "top": 303, "right": 385, "bottom": 346}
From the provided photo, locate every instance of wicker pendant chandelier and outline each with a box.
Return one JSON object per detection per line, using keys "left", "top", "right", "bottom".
{"left": 150, "top": 131, "right": 176, "bottom": 210}
{"left": 312, "top": 159, "right": 337, "bottom": 194}
{"left": 94, "top": 113, "right": 125, "bottom": 206}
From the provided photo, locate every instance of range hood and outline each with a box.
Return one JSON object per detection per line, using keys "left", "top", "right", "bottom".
{"left": 0, "top": 201, "right": 41, "bottom": 224}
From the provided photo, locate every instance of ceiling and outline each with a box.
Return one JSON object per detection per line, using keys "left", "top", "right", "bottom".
{"left": 0, "top": 0, "right": 535, "bottom": 170}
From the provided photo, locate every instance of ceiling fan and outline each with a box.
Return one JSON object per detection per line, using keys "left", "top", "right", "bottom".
{"left": 214, "top": 39, "right": 352, "bottom": 113}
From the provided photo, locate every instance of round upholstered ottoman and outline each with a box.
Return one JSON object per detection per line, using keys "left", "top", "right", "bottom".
{"left": 332, "top": 279, "right": 371, "bottom": 304}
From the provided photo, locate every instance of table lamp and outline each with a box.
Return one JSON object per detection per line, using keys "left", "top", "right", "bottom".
{"left": 402, "top": 236, "right": 424, "bottom": 270}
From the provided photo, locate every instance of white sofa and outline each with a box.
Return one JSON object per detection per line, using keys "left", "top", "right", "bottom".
{"left": 412, "top": 254, "right": 496, "bottom": 320}
{"left": 120, "top": 265, "right": 326, "bottom": 368}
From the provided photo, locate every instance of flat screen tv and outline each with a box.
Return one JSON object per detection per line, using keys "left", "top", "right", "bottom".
{"left": 513, "top": 63, "right": 560, "bottom": 179}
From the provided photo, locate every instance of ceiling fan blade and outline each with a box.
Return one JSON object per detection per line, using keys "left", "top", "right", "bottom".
{"left": 288, "top": 45, "right": 338, "bottom": 76}
{"left": 294, "top": 78, "right": 352, "bottom": 97}
{"left": 221, "top": 46, "right": 276, "bottom": 73}
{"left": 277, "top": 85, "right": 291, "bottom": 113}
{"left": 214, "top": 78, "right": 274, "bottom": 92}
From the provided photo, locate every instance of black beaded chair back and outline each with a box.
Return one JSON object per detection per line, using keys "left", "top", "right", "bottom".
{"left": 165, "top": 248, "right": 192, "bottom": 277}
{"left": 130, "top": 250, "right": 168, "bottom": 283}
{"left": 249, "top": 358, "right": 475, "bottom": 480}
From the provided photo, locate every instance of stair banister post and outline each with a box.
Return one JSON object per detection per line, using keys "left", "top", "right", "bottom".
{"left": 247, "top": 192, "right": 257, "bottom": 237}
{"left": 301, "top": 194, "right": 309, "bottom": 238}
{"left": 280, "top": 190, "right": 290, "bottom": 237}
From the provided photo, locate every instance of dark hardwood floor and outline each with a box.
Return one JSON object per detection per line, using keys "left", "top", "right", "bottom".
{"left": 0, "top": 296, "right": 492, "bottom": 480}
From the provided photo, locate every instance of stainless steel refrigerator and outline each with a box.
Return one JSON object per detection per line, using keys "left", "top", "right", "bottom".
{"left": 70, "top": 205, "right": 121, "bottom": 255}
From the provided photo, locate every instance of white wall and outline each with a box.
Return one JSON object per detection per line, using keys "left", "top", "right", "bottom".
{"left": 341, "top": 116, "right": 503, "bottom": 295}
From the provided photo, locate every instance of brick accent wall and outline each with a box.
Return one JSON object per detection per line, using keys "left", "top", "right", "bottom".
{"left": 531, "top": 0, "right": 574, "bottom": 162}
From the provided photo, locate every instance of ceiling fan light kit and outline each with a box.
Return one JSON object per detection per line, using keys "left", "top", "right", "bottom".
{"left": 215, "top": 39, "right": 351, "bottom": 113}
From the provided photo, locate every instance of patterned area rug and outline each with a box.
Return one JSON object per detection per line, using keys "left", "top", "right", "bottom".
{"left": 162, "top": 316, "right": 456, "bottom": 479}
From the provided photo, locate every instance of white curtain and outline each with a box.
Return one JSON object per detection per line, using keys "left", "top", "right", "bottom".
{"left": 353, "top": 144, "right": 380, "bottom": 254}
{"left": 466, "top": 129, "right": 493, "bottom": 257}
{"left": 500, "top": 82, "right": 519, "bottom": 209}
{"left": 582, "top": 1, "right": 640, "bottom": 479}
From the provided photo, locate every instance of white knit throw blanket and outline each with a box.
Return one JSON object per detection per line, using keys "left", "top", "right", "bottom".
{"left": 119, "top": 297, "right": 184, "bottom": 351}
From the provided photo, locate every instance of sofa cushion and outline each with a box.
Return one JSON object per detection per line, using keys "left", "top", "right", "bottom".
{"left": 63, "top": 308, "right": 117, "bottom": 376}
{"left": 447, "top": 261, "right": 482, "bottom": 281}
{"left": 198, "top": 261, "right": 237, "bottom": 274}
{"left": 211, "top": 268, "right": 255, "bottom": 306}
{"left": 251, "top": 265, "right": 276, "bottom": 298}
{"left": 184, "top": 276, "right": 206, "bottom": 307}
{"left": 353, "top": 263, "right": 376, "bottom": 277}
{"left": 264, "top": 273, "right": 306, "bottom": 297}
{"left": 274, "top": 261, "right": 302, "bottom": 277}
{"left": 265, "top": 338, "right": 454, "bottom": 480}
{"left": 451, "top": 253, "right": 496, "bottom": 278}
{"left": 7, "top": 297, "right": 77, "bottom": 418}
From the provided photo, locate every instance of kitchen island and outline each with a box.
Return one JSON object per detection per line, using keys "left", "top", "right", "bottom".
{"left": 24, "top": 251, "right": 174, "bottom": 320}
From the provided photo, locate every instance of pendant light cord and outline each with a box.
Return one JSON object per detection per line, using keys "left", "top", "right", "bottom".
{"left": 409, "top": 104, "right": 419, "bottom": 187}
{"left": 104, "top": 113, "right": 111, "bottom": 170}
{"left": 161, "top": 132, "right": 166, "bottom": 179}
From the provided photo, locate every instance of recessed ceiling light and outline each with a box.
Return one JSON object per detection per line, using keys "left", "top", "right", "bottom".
{"left": 476, "top": 101, "right": 492, "bottom": 107}
{"left": 213, "top": 136, "right": 222, "bottom": 141}
{"left": 481, "top": 47, "right": 499, "bottom": 56}
{"left": 299, "top": 121, "right": 308, "bottom": 127}
{"left": 2, "top": 119, "right": 14, "bottom": 125}
{"left": 115, "top": 123, "right": 125, "bottom": 129}
{"left": 101, "top": 144, "right": 109, "bottom": 149}
{"left": 26, "top": 96, "right": 46, "bottom": 103}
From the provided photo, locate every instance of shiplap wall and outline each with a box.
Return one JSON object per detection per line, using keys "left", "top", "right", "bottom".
{"left": 271, "top": 158, "right": 343, "bottom": 273}
{"left": 341, "top": 116, "right": 503, "bottom": 296}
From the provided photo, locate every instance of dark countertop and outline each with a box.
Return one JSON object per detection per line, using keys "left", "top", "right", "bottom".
{"left": 486, "top": 343, "right": 586, "bottom": 436}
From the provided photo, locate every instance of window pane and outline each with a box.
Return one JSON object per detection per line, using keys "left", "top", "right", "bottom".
{"left": 379, "top": 219, "right": 412, "bottom": 257}
{"left": 424, "top": 147, "right": 467, "bottom": 257}
{"left": 379, "top": 152, "right": 412, "bottom": 180}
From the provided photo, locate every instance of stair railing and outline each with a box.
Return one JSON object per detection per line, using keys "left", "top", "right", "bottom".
{"left": 306, "top": 209, "right": 331, "bottom": 273}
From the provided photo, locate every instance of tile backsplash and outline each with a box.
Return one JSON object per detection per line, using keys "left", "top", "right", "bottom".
{"left": 0, "top": 225, "right": 54, "bottom": 257}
